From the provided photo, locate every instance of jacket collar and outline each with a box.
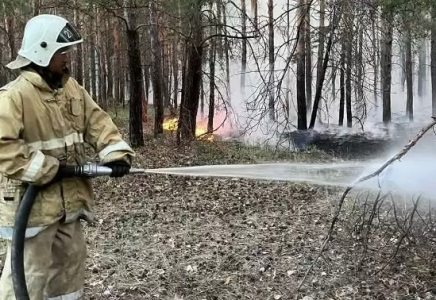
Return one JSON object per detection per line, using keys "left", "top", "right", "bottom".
{"left": 20, "top": 69, "right": 70, "bottom": 93}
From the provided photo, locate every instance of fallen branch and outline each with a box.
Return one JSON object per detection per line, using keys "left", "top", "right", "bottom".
{"left": 296, "top": 118, "right": 436, "bottom": 293}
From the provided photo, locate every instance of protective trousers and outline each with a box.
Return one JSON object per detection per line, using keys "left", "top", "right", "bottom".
{"left": 0, "top": 220, "right": 86, "bottom": 300}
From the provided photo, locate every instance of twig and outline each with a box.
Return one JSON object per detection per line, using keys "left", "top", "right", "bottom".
{"left": 296, "top": 118, "right": 436, "bottom": 293}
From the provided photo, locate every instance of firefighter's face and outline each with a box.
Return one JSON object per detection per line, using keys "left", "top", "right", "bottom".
{"left": 48, "top": 47, "right": 71, "bottom": 75}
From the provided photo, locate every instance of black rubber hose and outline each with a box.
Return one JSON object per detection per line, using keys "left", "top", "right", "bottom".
{"left": 11, "top": 185, "right": 41, "bottom": 300}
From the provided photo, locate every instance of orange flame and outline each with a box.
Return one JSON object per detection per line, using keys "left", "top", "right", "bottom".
{"left": 163, "top": 118, "right": 214, "bottom": 141}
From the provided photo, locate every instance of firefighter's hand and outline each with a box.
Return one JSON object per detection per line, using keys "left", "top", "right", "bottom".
{"left": 103, "top": 160, "right": 131, "bottom": 177}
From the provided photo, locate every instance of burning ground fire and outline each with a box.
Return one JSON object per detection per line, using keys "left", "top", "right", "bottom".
{"left": 163, "top": 117, "right": 215, "bottom": 141}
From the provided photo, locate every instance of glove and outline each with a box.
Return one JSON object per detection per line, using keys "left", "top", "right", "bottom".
{"left": 103, "top": 160, "right": 131, "bottom": 178}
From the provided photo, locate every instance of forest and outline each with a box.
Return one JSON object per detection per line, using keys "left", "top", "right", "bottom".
{"left": 1, "top": 0, "right": 434, "bottom": 147}
{"left": 1, "top": 1, "right": 436, "bottom": 299}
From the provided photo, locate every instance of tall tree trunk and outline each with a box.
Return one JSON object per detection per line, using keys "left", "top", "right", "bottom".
{"left": 223, "top": 2, "right": 231, "bottom": 102}
{"left": 208, "top": 40, "right": 216, "bottom": 133}
{"left": 33, "top": 0, "right": 41, "bottom": 16}
{"left": 97, "top": 11, "right": 107, "bottom": 110}
{"left": 418, "top": 40, "right": 426, "bottom": 98}
{"left": 381, "top": 7, "right": 393, "bottom": 124}
{"left": 296, "top": 0, "right": 307, "bottom": 130}
{"left": 178, "top": 2, "right": 203, "bottom": 142}
{"left": 406, "top": 24, "right": 413, "bottom": 121}
{"left": 125, "top": 0, "right": 144, "bottom": 147}
{"left": 372, "top": 9, "right": 378, "bottom": 106}
{"left": 172, "top": 37, "right": 179, "bottom": 110}
{"left": 241, "top": 0, "right": 247, "bottom": 91}
{"left": 345, "top": 5, "right": 353, "bottom": 128}
{"left": 6, "top": 17, "right": 16, "bottom": 61}
{"left": 106, "top": 19, "right": 114, "bottom": 100}
{"left": 114, "top": 21, "right": 121, "bottom": 103}
{"left": 216, "top": 0, "right": 223, "bottom": 61}
{"left": 339, "top": 42, "right": 345, "bottom": 126}
{"left": 150, "top": 1, "right": 164, "bottom": 137}
{"left": 268, "top": 0, "right": 275, "bottom": 120}
{"left": 285, "top": 0, "right": 291, "bottom": 119}
{"left": 73, "top": 1, "right": 83, "bottom": 85}
{"left": 432, "top": 2, "right": 436, "bottom": 118}
{"left": 305, "top": 0, "right": 312, "bottom": 112}
{"left": 90, "top": 13, "right": 97, "bottom": 100}
{"left": 356, "top": 22, "right": 364, "bottom": 119}
{"left": 208, "top": 3, "right": 217, "bottom": 133}
{"left": 315, "top": 0, "right": 325, "bottom": 123}
{"left": 251, "top": 0, "right": 258, "bottom": 31}
{"left": 309, "top": 7, "right": 341, "bottom": 129}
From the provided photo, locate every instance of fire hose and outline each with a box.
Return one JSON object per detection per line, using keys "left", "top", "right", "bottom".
{"left": 11, "top": 163, "right": 146, "bottom": 300}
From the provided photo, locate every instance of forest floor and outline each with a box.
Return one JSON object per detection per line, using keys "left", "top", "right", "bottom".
{"left": 1, "top": 108, "right": 436, "bottom": 300}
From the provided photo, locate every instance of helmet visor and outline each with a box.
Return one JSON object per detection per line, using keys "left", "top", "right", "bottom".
{"left": 56, "top": 23, "right": 82, "bottom": 43}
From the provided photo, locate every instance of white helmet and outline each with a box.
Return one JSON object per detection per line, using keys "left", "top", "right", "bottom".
{"left": 7, "top": 14, "right": 83, "bottom": 70}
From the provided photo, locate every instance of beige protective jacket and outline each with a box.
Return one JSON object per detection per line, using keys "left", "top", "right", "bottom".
{"left": 0, "top": 69, "right": 134, "bottom": 239}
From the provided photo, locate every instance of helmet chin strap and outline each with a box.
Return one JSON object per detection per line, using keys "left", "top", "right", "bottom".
{"left": 28, "top": 63, "right": 68, "bottom": 90}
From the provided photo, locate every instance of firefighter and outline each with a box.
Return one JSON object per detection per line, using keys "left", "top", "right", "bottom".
{"left": 0, "top": 14, "right": 135, "bottom": 300}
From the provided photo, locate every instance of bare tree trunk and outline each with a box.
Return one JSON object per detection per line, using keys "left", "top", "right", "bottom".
{"left": 208, "top": 3, "right": 217, "bottom": 133}
{"left": 33, "top": 0, "right": 41, "bottom": 16}
{"left": 73, "top": 1, "right": 83, "bottom": 85}
{"left": 114, "top": 21, "right": 121, "bottom": 104}
{"left": 97, "top": 11, "right": 108, "bottom": 110}
{"left": 381, "top": 7, "right": 393, "bottom": 124}
{"left": 432, "top": 2, "right": 436, "bottom": 118}
{"left": 406, "top": 25, "right": 413, "bottom": 121}
{"left": 216, "top": 0, "right": 223, "bottom": 61}
{"left": 345, "top": 5, "right": 353, "bottom": 128}
{"left": 309, "top": 8, "right": 341, "bottom": 129}
{"left": 305, "top": 0, "right": 312, "bottom": 112}
{"left": 125, "top": 0, "right": 144, "bottom": 147}
{"left": 178, "top": 1, "right": 203, "bottom": 142}
{"left": 251, "top": 0, "right": 258, "bottom": 31}
{"left": 285, "top": 0, "right": 291, "bottom": 119}
{"left": 315, "top": 0, "right": 325, "bottom": 123}
{"left": 223, "top": 2, "right": 231, "bottom": 102}
{"left": 268, "top": 0, "right": 275, "bottom": 120}
{"left": 339, "top": 42, "right": 345, "bottom": 126}
{"left": 6, "top": 17, "right": 16, "bottom": 60}
{"left": 106, "top": 19, "right": 114, "bottom": 101}
{"left": 172, "top": 37, "right": 179, "bottom": 110}
{"left": 90, "top": 12, "right": 97, "bottom": 100}
{"left": 296, "top": 0, "right": 307, "bottom": 130}
{"left": 372, "top": 9, "right": 378, "bottom": 106}
{"left": 241, "top": 0, "right": 247, "bottom": 91}
{"left": 418, "top": 40, "right": 426, "bottom": 98}
{"left": 150, "top": 1, "right": 164, "bottom": 137}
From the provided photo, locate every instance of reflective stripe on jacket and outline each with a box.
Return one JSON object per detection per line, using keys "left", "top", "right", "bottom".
{"left": 0, "top": 69, "right": 134, "bottom": 236}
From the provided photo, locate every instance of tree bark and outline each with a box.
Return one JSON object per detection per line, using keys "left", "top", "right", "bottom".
{"left": 114, "top": 21, "right": 121, "bottom": 104}
{"left": 208, "top": 3, "right": 217, "bottom": 133}
{"left": 432, "top": 2, "right": 436, "bottom": 118}
{"left": 125, "top": 0, "right": 144, "bottom": 147}
{"left": 268, "top": 0, "right": 275, "bottom": 120}
{"left": 251, "top": 0, "right": 258, "bottom": 31}
{"left": 406, "top": 25, "right": 413, "bottom": 121}
{"left": 241, "top": 0, "right": 247, "bottom": 91}
{"left": 178, "top": 1, "right": 203, "bottom": 142}
{"left": 305, "top": 0, "right": 312, "bottom": 112}
{"left": 345, "top": 7, "right": 353, "bottom": 128}
{"left": 150, "top": 1, "right": 164, "bottom": 137}
{"left": 309, "top": 7, "right": 341, "bottom": 128}
{"left": 418, "top": 40, "right": 426, "bottom": 98}
{"left": 223, "top": 1, "right": 231, "bottom": 102}
{"left": 73, "top": 1, "right": 83, "bottom": 85}
{"left": 381, "top": 7, "right": 393, "bottom": 124}
{"left": 315, "top": 0, "right": 325, "bottom": 122}
{"left": 339, "top": 42, "right": 345, "bottom": 126}
{"left": 296, "top": 0, "right": 307, "bottom": 130}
